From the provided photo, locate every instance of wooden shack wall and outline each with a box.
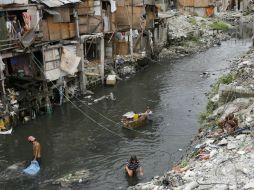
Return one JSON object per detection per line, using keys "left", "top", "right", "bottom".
{"left": 117, "top": 0, "right": 155, "bottom": 6}
{"left": 146, "top": 6, "right": 155, "bottom": 29}
{"left": 115, "top": 6, "right": 144, "bottom": 30}
{"left": 77, "top": 0, "right": 103, "bottom": 34}
{"left": 178, "top": 0, "right": 210, "bottom": 8}
{"left": 178, "top": 0, "right": 194, "bottom": 7}
{"left": 41, "top": 16, "right": 76, "bottom": 41}
{"left": 194, "top": 0, "right": 209, "bottom": 7}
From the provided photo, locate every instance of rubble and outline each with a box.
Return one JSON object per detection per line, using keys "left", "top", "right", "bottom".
{"left": 51, "top": 169, "right": 90, "bottom": 187}
{"left": 158, "top": 16, "right": 231, "bottom": 59}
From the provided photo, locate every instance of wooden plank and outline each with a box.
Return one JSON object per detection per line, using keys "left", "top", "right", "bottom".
{"left": 194, "top": 0, "right": 209, "bottom": 7}
{"left": 53, "top": 7, "right": 70, "bottom": 23}
{"left": 112, "top": 12, "right": 116, "bottom": 31}
{"left": 146, "top": 9, "right": 155, "bottom": 29}
{"left": 60, "top": 24, "right": 69, "bottom": 39}
{"left": 69, "top": 23, "right": 76, "bottom": 38}
{"left": 79, "top": 22, "right": 102, "bottom": 34}
{"left": 115, "top": 40, "right": 129, "bottom": 55}
{"left": 77, "top": 1, "right": 92, "bottom": 15}
{"left": 47, "top": 17, "right": 61, "bottom": 40}
{"left": 115, "top": 6, "right": 144, "bottom": 29}
{"left": 41, "top": 20, "right": 49, "bottom": 41}
{"left": 79, "top": 15, "right": 102, "bottom": 34}
{"left": 178, "top": 0, "right": 194, "bottom": 7}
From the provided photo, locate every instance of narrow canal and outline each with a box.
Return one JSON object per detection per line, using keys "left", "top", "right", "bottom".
{"left": 0, "top": 34, "right": 251, "bottom": 189}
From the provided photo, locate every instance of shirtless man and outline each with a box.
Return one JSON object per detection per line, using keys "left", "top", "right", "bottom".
{"left": 27, "top": 136, "right": 41, "bottom": 166}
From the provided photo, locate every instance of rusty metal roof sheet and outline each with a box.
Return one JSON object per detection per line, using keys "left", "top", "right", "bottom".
{"left": 32, "top": 0, "right": 80, "bottom": 7}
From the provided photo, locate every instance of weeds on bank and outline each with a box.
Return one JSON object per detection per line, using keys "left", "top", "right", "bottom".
{"left": 190, "top": 18, "right": 197, "bottom": 25}
{"left": 209, "top": 21, "right": 231, "bottom": 32}
{"left": 211, "top": 73, "right": 235, "bottom": 95}
{"left": 181, "top": 36, "right": 202, "bottom": 48}
{"left": 199, "top": 73, "right": 235, "bottom": 124}
{"left": 179, "top": 160, "right": 188, "bottom": 168}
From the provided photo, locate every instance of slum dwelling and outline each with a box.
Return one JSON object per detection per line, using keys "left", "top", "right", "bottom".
{"left": 220, "top": 0, "right": 252, "bottom": 12}
{"left": 178, "top": 0, "right": 216, "bottom": 17}
{"left": 113, "top": 0, "right": 156, "bottom": 62}
{"left": 0, "top": 0, "right": 107, "bottom": 130}
{"left": 77, "top": 0, "right": 106, "bottom": 87}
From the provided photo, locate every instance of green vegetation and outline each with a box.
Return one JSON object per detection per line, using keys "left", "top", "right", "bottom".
{"left": 189, "top": 36, "right": 200, "bottom": 42}
{"left": 209, "top": 21, "right": 231, "bottom": 31}
{"left": 190, "top": 149, "right": 199, "bottom": 158}
{"left": 200, "top": 22, "right": 207, "bottom": 29}
{"left": 179, "top": 160, "right": 188, "bottom": 168}
{"left": 199, "top": 73, "right": 235, "bottom": 124}
{"left": 211, "top": 73, "right": 235, "bottom": 95}
{"left": 193, "top": 12, "right": 199, "bottom": 17}
{"left": 206, "top": 100, "right": 218, "bottom": 115}
{"left": 199, "top": 112, "right": 210, "bottom": 123}
{"left": 190, "top": 18, "right": 197, "bottom": 25}
{"left": 181, "top": 36, "right": 202, "bottom": 48}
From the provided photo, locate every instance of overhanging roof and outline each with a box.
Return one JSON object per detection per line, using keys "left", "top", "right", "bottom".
{"left": 0, "top": 0, "right": 28, "bottom": 5}
{"left": 31, "top": 0, "right": 80, "bottom": 7}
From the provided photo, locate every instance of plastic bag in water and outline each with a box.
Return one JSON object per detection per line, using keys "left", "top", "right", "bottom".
{"left": 23, "top": 160, "right": 40, "bottom": 176}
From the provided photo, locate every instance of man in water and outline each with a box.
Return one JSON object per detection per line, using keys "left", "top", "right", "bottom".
{"left": 27, "top": 136, "right": 41, "bottom": 166}
{"left": 125, "top": 155, "right": 144, "bottom": 177}
{"left": 145, "top": 107, "right": 153, "bottom": 121}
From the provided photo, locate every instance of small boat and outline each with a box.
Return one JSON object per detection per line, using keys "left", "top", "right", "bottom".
{"left": 0, "top": 128, "right": 13, "bottom": 135}
{"left": 121, "top": 111, "right": 147, "bottom": 128}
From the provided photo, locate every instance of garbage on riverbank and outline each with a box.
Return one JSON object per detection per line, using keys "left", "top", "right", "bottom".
{"left": 51, "top": 169, "right": 90, "bottom": 187}
{"left": 128, "top": 35, "right": 254, "bottom": 190}
{"left": 158, "top": 15, "right": 231, "bottom": 60}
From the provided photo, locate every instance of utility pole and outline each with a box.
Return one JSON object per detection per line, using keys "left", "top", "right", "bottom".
{"left": 74, "top": 6, "right": 86, "bottom": 94}
{"left": 130, "top": 0, "right": 134, "bottom": 60}
{"left": 100, "top": 36, "right": 105, "bottom": 84}
{"left": 0, "top": 56, "right": 6, "bottom": 96}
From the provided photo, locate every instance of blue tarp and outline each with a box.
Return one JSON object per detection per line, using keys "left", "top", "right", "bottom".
{"left": 23, "top": 160, "right": 40, "bottom": 176}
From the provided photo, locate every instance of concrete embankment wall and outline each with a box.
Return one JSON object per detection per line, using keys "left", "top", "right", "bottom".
{"left": 219, "top": 84, "right": 254, "bottom": 106}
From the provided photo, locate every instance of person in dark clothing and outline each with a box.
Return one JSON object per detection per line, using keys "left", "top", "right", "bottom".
{"left": 125, "top": 155, "right": 144, "bottom": 177}
{"left": 12, "top": 16, "right": 22, "bottom": 39}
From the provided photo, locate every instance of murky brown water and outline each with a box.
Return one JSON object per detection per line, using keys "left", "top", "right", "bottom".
{"left": 0, "top": 36, "right": 251, "bottom": 190}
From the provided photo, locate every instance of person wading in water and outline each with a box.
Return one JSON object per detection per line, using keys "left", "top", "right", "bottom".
{"left": 27, "top": 136, "right": 41, "bottom": 166}
{"left": 125, "top": 155, "right": 144, "bottom": 177}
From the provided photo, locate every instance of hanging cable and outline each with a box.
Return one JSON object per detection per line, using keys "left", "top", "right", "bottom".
{"left": 32, "top": 53, "right": 156, "bottom": 136}
{"left": 31, "top": 53, "right": 127, "bottom": 140}
{"left": 173, "top": 67, "right": 231, "bottom": 73}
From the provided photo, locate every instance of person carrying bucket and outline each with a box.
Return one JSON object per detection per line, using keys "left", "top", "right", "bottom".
{"left": 27, "top": 136, "right": 41, "bottom": 166}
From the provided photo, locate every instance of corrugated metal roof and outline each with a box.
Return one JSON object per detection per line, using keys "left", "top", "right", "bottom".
{"left": 0, "top": 0, "right": 28, "bottom": 5}
{"left": 44, "top": 8, "right": 60, "bottom": 15}
{"left": 32, "top": 0, "right": 81, "bottom": 7}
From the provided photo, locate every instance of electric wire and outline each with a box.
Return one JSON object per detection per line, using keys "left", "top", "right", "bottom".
{"left": 32, "top": 54, "right": 196, "bottom": 137}
{"left": 31, "top": 53, "right": 157, "bottom": 136}
{"left": 31, "top": 53, "right": 127, "bottom": 140}
{"left": 173, "top": 67, "right": 232, "bottom": 73}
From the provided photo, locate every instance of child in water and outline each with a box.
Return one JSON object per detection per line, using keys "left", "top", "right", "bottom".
{"left": 125, "top": 155, "right": 144, "bottom": 177}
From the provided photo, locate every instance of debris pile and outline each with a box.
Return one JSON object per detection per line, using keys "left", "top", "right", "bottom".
{"left": 52, "top": 169, "right": 90, "bottom": 187}
{"left": 128, "top": 106, "right": 254, "bottom": 189}
{"left": 159, "top": 16, "right": 231, "bottom": 59}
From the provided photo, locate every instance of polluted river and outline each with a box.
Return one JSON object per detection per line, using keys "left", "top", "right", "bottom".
{"left": 0, "top": 33, "right": 252, "bottom": 189}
